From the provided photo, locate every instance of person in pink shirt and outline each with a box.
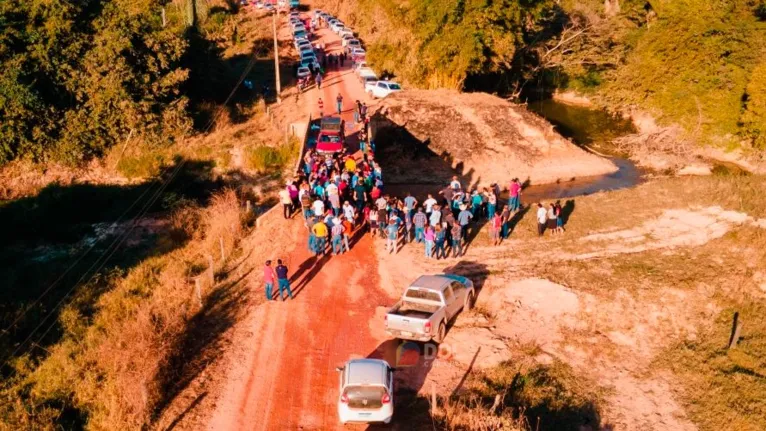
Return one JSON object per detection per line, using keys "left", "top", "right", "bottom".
{"left": 263, "top": 260, "right": 276, "bottom": 301}
{"left": 489, "top": 212, "right": 502, "bottom": 246}
{"left": 509, "top": 178, "right": 522, "bottom": 212}
{"left": 424, "top": 225, "right": 436, "bottom": 258}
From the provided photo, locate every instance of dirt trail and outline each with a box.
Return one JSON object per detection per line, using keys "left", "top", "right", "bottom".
{"left": 206, "top": 15, "right": 396, "bottom": 431}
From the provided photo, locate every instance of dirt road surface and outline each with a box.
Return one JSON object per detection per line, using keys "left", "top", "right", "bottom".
{"left": 207, "top": 14, "right": 401, "bottom": 431}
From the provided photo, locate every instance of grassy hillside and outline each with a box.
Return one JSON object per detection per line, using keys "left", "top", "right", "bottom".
{"left": 318, "top": 0, "right": 766, "bottom": 150}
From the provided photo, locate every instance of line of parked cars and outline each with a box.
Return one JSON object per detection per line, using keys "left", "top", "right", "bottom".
{"left": 312, "top": 9, "right": 403, "bottom": 99}
{"left": 289, "top": 11, "right": 319, "bottom": 77}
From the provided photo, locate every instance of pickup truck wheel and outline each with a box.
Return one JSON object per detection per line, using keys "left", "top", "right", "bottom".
{"left": 465, "top": 291, "right": 475, "bottom": 311}
{"left": 435, "top": 322, "right": 446, "bottom": 344}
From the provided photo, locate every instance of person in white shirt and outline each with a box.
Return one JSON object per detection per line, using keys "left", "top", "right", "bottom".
{"left": 536, "top": 203, "right": 547, "bottom": 237}
{"left": 326, "top": 181, "right": 338, "bottom": 196}
{"left": 342, "top": 201, "right": 355, "bottom": 224}
{"left": 279, "top": 189, "right": 292, "bottom": 219}
{"left": 449, "top": 175, "right": 462, "bottom": 191}
{"left": 313, "top": 199, "right": 325, "bottom": 217}
{"left": 423, "top": 194, "right": 437, "bottom": 219}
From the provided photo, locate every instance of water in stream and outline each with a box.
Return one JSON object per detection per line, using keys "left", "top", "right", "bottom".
{"left": 387, "top": 99, "right": 644, "bottom": 202}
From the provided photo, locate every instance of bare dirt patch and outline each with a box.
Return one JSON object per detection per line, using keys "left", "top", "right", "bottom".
{"left": 371, "top": 89, "right": 617, "bottom": 186}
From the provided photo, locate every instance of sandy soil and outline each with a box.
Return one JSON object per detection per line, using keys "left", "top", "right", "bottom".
{"left": 371, "top": 90, "right": 618, "bottom": 186}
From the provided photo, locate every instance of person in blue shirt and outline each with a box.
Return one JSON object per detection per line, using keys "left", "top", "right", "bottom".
{"left": 403, "top": 192, "right": 418, "bottom": 220}
{"left": 275, "top": 259, "right": 293, "bottom": 301}
{"left": 386, "top": 220, "right": 399, "bottom": 254}
{"left": 457, "top": 205, "right": 473, "bottom": 240}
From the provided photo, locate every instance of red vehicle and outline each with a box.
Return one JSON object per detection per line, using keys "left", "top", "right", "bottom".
{"left": 316, "top": 116, "right": 345, "bottom": 154}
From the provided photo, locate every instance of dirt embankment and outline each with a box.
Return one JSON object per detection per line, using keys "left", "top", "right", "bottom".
{"left": 371, "top": 89, "right": 618, "bottom": 186}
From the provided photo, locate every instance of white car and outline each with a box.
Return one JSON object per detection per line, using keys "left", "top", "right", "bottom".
{"left": 314, "top": 9, "right": 323, "bottom": 17}
{"left": 366, "top": 80, "right": 402, "bottom": 98}
{"left": 341, "top": 34, "right": 354, "bottom": 47}
{"left": 338, "top": 28, "right": 354, "bottom": 39}
{"left": 295, "top": 39, "right": 311, "bottom": 50}
{"left": 331, "top": 21, "right": 345, "bottom": 33}
{"left": 345, "top": 39, "right": 361, "bottom": 53}
{"left": 336, "top": 359, "right": 394, "bottom": 424}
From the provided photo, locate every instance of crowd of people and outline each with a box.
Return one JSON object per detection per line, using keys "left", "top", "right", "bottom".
{"left": 269, "top": 12, "right": 570, "bottom": 302}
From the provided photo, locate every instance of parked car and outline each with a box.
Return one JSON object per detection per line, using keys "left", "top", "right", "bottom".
{"left": 384, "top": 274, "right": 474, "bottom": 343}
{"left": 341, "top": 34, "right": 355, "bottom": 47}
{"left": 345, "top": 39, "right": 361, "bottom": 53}
{"left": 353, "top": 61, "right": 370, "bottom": 73}
{"left": 293, "top": 29, "right": 307, "bottom": 40}
{"left": 263, "top": 3, "right": 274, "bottom": 11}
{"left": 336, "top": 359, "right": 394, "bottom": 425}
{"left": 366, "top": 80, "right": 402, "bottom": 99}
{"left": 358, "top": 67, "right": 378, "bottom": 85}
{"left": 314, "top": 9, "right": 323, "bottom": 17}
{"left": 338, "top": 28, "right": 354, "bottom": 39}
{"left": 295, "top": 39, "right": 311, "bottom": 50}
{"left": 300, "top": 56, "right": 320, "bottom": 70}
{"left": 331, "top": 21, "right": 345, "bottom": 33}
{"left": 297, "top": 66, "right": 311, "bottom": 79}
{"left": 317, "top": 116, "right": 345, "bottom": 153}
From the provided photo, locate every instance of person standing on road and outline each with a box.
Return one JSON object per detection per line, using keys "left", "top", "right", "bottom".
{"left": 312, "top": 218, "right": 329, "bottom": 255}
{"left": 342, "top": 201, "right": 355, "bottom": 225}
{"left": 536, "top": 203, "right": 547, "bottom": 237}
{"left": 434, "top": 224, "right": 446, "bottom": 259}
{"left": 404, "top": 192, "right": 418, "bottom": 220}
{"left": 450, "top": 222, "right": 463, "bottom": 258}
{"left": 354, "top": 100, "right": 361, "bottom": 123}
{"left": 342, "top": 216, "right": 353, "bottom": 252}
{"left": 312, "top": 196, "right": 325, "bottom": 218}
{"left": 264, "top": 260, "right": 276, "bottom": 301}
{"left": 331, "top": 218, "right": 344, "bottom": 255}
{"left": 279, "top": 187, "right": 292, "bottom": 219}
{"left": 353, "top": 179, "right": 366, "bottom": 213}
{"left": 457, "top": 204, "right": 473, "bottom": 240}
{"left": 424, "top": 194, "right": 437, "bottom": 221}
{"left": 328, "top": 189, "right": 341, "bottom": 217}
{"left": 424, "top": 224, "right": 435, "bottom": 258}
{"left": 275, "top": 259, "right": 293, "bottom": 301}
{"left": 413, "top": 207, "right": 427, "bottom": 243}
{"left": 336, "top": 93, "right": 343, "bottom": 115}
{"left": 288, "top": 181, "right": 299, "bottom": 213}
{"left": 360, "top": 102, "right": 368, "bottom": 122}
{"left": 386, "top": 219, "right": 399, "bottom": 254}
{"left": 316, "top": 72, "right": 323, "bottom": 90}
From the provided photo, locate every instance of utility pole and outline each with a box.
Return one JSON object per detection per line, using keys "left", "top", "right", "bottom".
{"left": 272, "top": 8, "right": 282, "bottom": 104}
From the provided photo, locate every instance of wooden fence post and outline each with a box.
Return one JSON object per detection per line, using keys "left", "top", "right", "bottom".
{"left": 246, "top": 200, "right": 252, "bottom": 214}
{"left": 728, "top": 311, "right": 742, "bottom": 349}
{"left": 219, "top": 236, "right": 226, "bottom": 262}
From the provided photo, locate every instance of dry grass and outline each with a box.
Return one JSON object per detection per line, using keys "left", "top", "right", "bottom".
{"left": 437, "top": 358, "right": 605, "bottom": 431}
{"left": 1, "top": 189, "right": 251, "bottom": 430}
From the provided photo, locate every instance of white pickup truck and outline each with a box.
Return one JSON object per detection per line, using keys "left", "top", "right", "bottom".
{"left": 365, "top": 80, "right": 402, "bottom": 99}
{"left": 385, "top": 274, "right": 475, "bottom": 343}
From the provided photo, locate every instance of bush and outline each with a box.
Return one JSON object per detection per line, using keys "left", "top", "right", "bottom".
{"left": 244, "top": 137, "right": 299, "bottom": 173}
{"left": 0, "top": 189, "right": 247, "bottom": 429}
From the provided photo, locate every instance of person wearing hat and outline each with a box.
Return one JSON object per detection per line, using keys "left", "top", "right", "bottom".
{"left": 457, "top": 204, "right": 473, "bottom": 241}
{"left": 331, "top": 217, "right": 345, "bottom": 255}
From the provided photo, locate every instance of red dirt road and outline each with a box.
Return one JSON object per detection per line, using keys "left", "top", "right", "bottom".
{"left": 207, "top": 15, "right": 397, "bottom": 431}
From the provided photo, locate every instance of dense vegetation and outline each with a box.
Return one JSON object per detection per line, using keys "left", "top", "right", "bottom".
{"left": 320, "top": 0, "right": 766, "bottom": 149}
{"left": 0, "top": 0, "right": 259, "bottom": 166}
